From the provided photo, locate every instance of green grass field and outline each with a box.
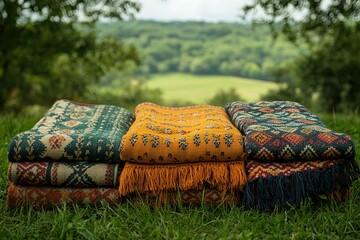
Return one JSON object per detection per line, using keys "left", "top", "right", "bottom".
{"left": 0, "top": 113, "right": 359, "bottom": 239}
{"left": 144, "top": 73, "right": 279, "bottom": 104}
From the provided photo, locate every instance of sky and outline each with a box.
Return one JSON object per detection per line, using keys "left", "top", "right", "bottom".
{"left": 135, "top": 0, "right": 250, "bottom": 22}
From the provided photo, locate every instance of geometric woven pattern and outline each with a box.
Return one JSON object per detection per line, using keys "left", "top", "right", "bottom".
{"left": 120, "top": 102, "right": 245, "bottom": 164}
{"left": 131, "top": 188, "right": 241, "bottom": 207}
{"left": 8, "top": 99, "right": 134, "bottom": 163}
{"left": 246, "top": 159, "right": 339, "bottom": 180}
{"left": 225, "top": 101, "right": 355, "bottom": 162}
{"left": 6, "top": 183, "right": 121, "bottom": 209}
{"left": 8, "top": 162, "right": 121, "bottom": 187}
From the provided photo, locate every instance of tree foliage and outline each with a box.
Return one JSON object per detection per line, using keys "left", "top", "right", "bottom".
{"left": 208, "top": 88, "right": 244, "bottom": 107}
{"left": 243, "top": 0, "right": 360, "bottom": 44}
{"left": 98, "top": 21, "right": 301, "bottom": 81}
{"left": 295, "top": 27, "right": 360, "bottom": 112}
{"left": 0, "top": 0, "right": 140, "bottom": 111}
{"left": 244, "top": 0, "right": 360, "bottom": 112}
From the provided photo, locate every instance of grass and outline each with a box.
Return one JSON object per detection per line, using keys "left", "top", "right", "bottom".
{"left": 0, "top": 113, "right": 360, "bottom": 239}
{"left": 144, "top": 73, "right": 279, "bottom": 104}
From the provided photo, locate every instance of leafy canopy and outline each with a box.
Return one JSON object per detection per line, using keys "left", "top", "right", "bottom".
{"left": 243, "top": 0, "right": 360, "bottom": 44}
{"left": 99, "top": 21, "right": 301, "bottom": 81}
{"left": 0, "top": 0, "right": 140, "bottom": 112}
{"left": 244, "top": 0, "right": 360, "bottom": 112}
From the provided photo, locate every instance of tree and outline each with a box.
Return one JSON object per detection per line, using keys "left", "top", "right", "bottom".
{"left": 295, "top": 27, "right": 360, "bottom": 112}
{"left": 243, "top": 0, "right": 360, "bottom": 44}
{"left": 208, "top": 88, "right": 244, "bottom": 107}
{"left": 0, "top": 0, "right": 141, "bottom": 111}
{"left": 220, "top": 61, "right": 245, "bottom": 76}
{"left": 106, "top": 21, "right": 300, "bottom": 81}
{"left": 243, "top": 0, "right": 360, "bottom": 112}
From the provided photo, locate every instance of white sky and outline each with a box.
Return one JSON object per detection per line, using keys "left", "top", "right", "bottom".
{"left": 135, "top": 0, "right": 250, "bottom": 22}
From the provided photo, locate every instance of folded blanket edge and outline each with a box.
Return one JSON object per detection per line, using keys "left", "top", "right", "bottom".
{"left": 6, "top": 183, "right": 122, "bottom": 209}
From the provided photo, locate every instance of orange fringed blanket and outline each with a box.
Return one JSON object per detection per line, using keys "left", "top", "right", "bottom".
{"left": 119, "top": 103, "right": 247, "bottom": 204}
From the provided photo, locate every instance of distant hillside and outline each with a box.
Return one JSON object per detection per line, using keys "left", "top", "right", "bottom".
{"left": 144, "top": 73, "right": 279, "bottom": 104}
{"left": 97, "top": 20, "right": 304, "bottom": 81}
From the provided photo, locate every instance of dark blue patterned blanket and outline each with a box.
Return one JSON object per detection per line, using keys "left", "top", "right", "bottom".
{"left": 225, "top": 101, "right": 355, "bottom": 162}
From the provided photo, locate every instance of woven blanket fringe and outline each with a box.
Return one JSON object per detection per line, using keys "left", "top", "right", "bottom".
{"left": 243, "top": 159, "right": 360, "bottom": 210}
{"left": 119, "top": 161, "right": 247, "bottom": 204}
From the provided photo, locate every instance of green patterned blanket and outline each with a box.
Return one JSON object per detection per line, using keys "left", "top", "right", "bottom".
{"left": 8, "top": 100, "right": 134, "bottom": 163}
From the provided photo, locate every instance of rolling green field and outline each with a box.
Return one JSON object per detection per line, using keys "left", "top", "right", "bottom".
{"left": 0, "top": 113, "right": 360, "bottom": 239}
{"left": 144, "top": 73, "right": 279, "bottom": 104}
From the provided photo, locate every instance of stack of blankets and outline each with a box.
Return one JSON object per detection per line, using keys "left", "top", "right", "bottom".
{"left": 225, "top": 101, "right": 359, "bottom": 209}
{"left": 6, "top": 100, "right": 134, "bottom": 208}
{"left": 5, "top": 100, "right": 359, "bottom": 210}
{"left": 118, "top": 102, "right": 246, "bottom": 206}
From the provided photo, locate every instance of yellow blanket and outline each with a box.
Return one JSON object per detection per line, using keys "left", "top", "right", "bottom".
{"left": 120, "top": 102, "right": 245, "bottom": 164}
{"left": 119, "top": 103, "right": 247, "bottom": 203}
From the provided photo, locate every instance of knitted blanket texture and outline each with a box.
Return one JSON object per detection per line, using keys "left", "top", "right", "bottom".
{"left": 8, "top": 100, "right": 134, "bottom": 163}
{"left": 6, "top": 183, "right": 121, "bottom": 209}
{"left": 7, "top": 184, "right": 240, "bottom": 209}
{"left": 8, "top": 162, "right": 121, "bottom": 187}
{"left": 131, "top": 188, "right": 241, "bottom": 207}
{"left": 225, "top": 101, "right": 355, "bottom": 162}
{"left": 120, "top": 102, "right": 245, "bottom": 164}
